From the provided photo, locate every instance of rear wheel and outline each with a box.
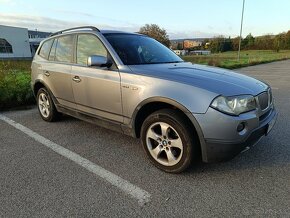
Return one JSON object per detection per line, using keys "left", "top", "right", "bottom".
{"left": 37, "top": 88, "right": 60, "bottom": 122}
{"left": 141, "top": 109, "right": 196, "bottom": 173}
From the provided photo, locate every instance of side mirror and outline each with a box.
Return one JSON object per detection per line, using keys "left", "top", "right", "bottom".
{"left": 87, "top": 55, "right": 112, "bottom": 68}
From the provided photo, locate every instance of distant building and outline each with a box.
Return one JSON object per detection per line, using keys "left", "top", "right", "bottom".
{"left": 173, "top": 50, "right": 187, "bottom": 56}
{"left": 28, "top": 30, "right": 51, "bottom": 56}
{"left": 189, "top": 50, "right": 211, "bottom": 55}
{"left": 183, "top": 40, "right": 202, "bottom": 49}
{"left": 0, "top": 25, "right": 31, "bottom": 59}
{"left": 0, "top": 25, "right": 51, "bottom": 59}
{"left": 171, "top": 38, "right": 210, "bottom": 50}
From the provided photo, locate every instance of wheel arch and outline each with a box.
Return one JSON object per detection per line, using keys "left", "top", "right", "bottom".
{"left": 33, "top": 80, "right": 59, "bottom": 106}
{"left": 33, "top": 80, "right": 46, "bottom": 97}
{"left": 132, "top": 97, "right": 201, "bottom": 137}
{"left": 132, "top": 97, "right": 205, "bottom": 152}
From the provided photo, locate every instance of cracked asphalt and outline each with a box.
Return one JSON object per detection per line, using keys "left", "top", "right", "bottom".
{"left": 1, "top": 60, "right": 290, "bottom": 217}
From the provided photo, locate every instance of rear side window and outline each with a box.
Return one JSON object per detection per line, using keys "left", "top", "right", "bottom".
{"left": 39, "top": 39, "right": 53, "bottom": 59}
{"left": 55, "top": 35, "right": 74, "bottom": 63}
{"left": 48, "top": 39, "right": 57, "bottom": 61}
{"left": 77, "top": 34, "right": 107, "bottom": 65}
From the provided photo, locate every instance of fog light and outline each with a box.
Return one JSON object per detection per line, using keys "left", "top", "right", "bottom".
{"left": 237, "top": 122, "right": 246, "bottom": 132}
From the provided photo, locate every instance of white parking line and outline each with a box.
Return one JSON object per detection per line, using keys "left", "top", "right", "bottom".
{"left": 0, "top": 114, "right": 151, "bottom": 206}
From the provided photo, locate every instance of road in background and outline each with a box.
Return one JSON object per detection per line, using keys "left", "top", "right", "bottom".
{"left": 1, "top": 60, "right": 290, "bottom": 217}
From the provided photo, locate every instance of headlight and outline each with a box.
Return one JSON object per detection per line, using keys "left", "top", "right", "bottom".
{"left": 211, "top": 95, "right": 256, "bottom": 115}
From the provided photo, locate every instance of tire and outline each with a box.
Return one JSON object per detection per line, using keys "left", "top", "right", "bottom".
{"left": 141, "top": 109, "right": 197, "bottom": 173}
{"left": 37, "top": 87, "right": 61, "bottom": 122}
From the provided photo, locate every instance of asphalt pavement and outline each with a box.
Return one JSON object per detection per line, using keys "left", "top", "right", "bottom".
{"left": 1, "top": 60, "right": 290, "bottom": 217}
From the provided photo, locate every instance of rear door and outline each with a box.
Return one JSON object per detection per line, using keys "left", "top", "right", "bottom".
{"left": 71, "top": 33, "right": 123, "bottom": 122}
{"left": 43, "top": 35, "right": 76, "bottom": 109}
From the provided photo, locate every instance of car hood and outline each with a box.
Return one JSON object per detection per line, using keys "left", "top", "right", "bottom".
{"left": 128, "top": 62, "right": 268, "bottom": 96}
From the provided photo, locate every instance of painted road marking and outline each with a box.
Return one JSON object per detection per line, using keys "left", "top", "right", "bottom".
{"left": 0, "top": 114, "right": 151, "bottom": 206}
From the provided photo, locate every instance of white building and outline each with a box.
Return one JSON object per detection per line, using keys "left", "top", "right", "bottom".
{"left": 173, "top": 50, "right": 187, "bottom": 56}
{"left": 0, "top": 25, "right": 32, "bottom": 59}
{"left": 189, "top": 50, "right": 211, "bottom": 55}
{"left": 28, "top": 30, "right": 51, "bottom": 56}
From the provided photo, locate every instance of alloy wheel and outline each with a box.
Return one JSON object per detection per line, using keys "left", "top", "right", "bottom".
{"left": 146, "top": 122, "right": 183, "bottom": 166}
{"left": 38, "top": 92, "right": 50, "bottom": 118}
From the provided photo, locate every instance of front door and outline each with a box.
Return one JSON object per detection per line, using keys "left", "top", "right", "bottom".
{"left": 71, "top": 33, "right": 123, "bottom": 123}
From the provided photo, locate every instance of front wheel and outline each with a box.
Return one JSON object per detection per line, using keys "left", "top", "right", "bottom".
{"left": 141, "top": 109, "right": 196, "bottom": 173}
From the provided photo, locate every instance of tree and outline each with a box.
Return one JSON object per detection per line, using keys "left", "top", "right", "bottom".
{"left": 209, "top": 36, "right": 232, "bottom": 53}
{"left": 209, "top": 36, "right": 224, "bottom": 53}
{"left": 285, "top": 30, "right": 290, "bottom": 49}
{"left": 255, "top": 35, "right": 274, "bottom": 50}
{"left": 243, "top": 33, "right": 255, "bottom": 49}
{"left": 231, "top": 37, "right": 241, "bottom": 51}
{"left": 139, "top": 24, "right": 171, "bottom": 47}
{"left": 177, "top": 42, "right": 183, "bottom": 50}
{"left": 274, "top": 33, "right": 285, "bottom": 52}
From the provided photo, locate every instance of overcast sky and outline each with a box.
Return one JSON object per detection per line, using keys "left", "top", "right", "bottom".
{"left": 0, "top": 0, "right": 289, "bottom": 39}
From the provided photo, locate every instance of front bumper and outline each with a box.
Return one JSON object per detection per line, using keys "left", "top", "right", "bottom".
{"left": 194, "top": 105, "right": 277, "bottom": 163}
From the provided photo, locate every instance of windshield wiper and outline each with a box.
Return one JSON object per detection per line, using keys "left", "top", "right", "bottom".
{"left": 163, "top": 61, "right": 184, "bottom": 64}
{"left": 142, "top": 61, "right": 184, "bottom": 65}
{"left": 127, "top": 61, "right": 184, "bottom": 65}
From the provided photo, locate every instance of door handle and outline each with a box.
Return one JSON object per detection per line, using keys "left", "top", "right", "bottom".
{"left": 72, "top": 76, "right": 81, "bottom": 83}
{"left": 44, "top": 71, "right": 50, "bottom": 77}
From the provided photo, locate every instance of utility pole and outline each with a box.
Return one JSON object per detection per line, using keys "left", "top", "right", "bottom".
{"left": 238, "top": 0, "right": 245, "bottom": 61}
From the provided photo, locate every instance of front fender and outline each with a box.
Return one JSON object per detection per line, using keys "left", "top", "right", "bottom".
{"left": 121, "top": 72, "right": 218, "bottom": 117}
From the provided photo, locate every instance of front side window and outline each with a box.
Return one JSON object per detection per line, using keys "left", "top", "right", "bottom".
{"left": 39, "top": 39, "right": 53, "bottom": 59}
{"left": 55, "top": 35, "right": 74, "bottom": 63}
{"left": 0, "top": 38, "right": 13, "bottom": 53}
{"left": 104, "top": 34, "right": 183, "bottom": 65}
{"left": 77, "top": 34, "right": 107, "bottom": 65}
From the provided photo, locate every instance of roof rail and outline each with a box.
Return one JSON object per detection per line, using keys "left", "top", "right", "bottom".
{"left": 50, "top": 26, "right": 100, "bottom": 36}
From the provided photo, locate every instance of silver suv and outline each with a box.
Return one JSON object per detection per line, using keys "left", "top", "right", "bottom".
{"left": 31, "top": 26, "right": 277, "bottom": 173}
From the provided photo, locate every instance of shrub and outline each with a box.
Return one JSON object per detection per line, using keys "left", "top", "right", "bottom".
{"left": 0, "top": 60, "right": 35, "bottom": 110}
{"left": 207, "top": 58, "right": 221, "bottom": 67}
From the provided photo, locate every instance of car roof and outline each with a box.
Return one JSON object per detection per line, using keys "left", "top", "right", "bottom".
{"left": 49, "top": 26, "right": 144, "bottom": 37}
{"left": 100, "top": 29, "right": 135, "bottom": 34}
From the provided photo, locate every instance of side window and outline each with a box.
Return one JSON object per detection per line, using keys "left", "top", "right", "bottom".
{"left": 55, "top": 35, "right": 74, "bottom": 63}
{"left": 77, "top": 34, "right": 107, "bottom": 65}
{"left": 0, "top": 38, "right": 13, "bottom": 53}
{"left": 48, "top": 38, "right": 57, "bottom": 61}
{"left": 39, "top": 39, "right": 53, "bottom": 59}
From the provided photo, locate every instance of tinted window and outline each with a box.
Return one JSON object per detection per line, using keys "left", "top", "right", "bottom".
{"left": 39, "top": 39, "right": 53, "bottom": 59}
{"left": 55, "top": 35, "right": 74, "bottom": 63}
{"left": 77, "top": 34, "right": 107, "bottom": 65}
{"left": 104, "top": 34, "right": 183, "bottom": 65}
{"left": 0, "top": 38, "right": 13, "bottom": 53}
{"left": 48, "top": 39, "right": 57, "bottom": 61}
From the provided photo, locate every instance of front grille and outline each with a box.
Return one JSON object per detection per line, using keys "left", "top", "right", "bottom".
{"left": 258, "top": 92, "right": 269, "bottom": 110}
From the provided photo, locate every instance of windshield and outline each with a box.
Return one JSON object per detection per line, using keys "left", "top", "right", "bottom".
{"left": 104, "top": 33, "right": 184, "bottom": 65}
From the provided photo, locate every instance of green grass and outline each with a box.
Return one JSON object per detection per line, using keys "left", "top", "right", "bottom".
{"left": 0, "top": 60, "right": 35, "bottom": 110}
{"left": 182, "top": 50, "right": 290, "bottom": 69}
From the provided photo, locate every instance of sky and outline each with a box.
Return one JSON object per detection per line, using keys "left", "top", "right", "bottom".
{"left": 0, "top": 0, "right": 289, "bottom": 39}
